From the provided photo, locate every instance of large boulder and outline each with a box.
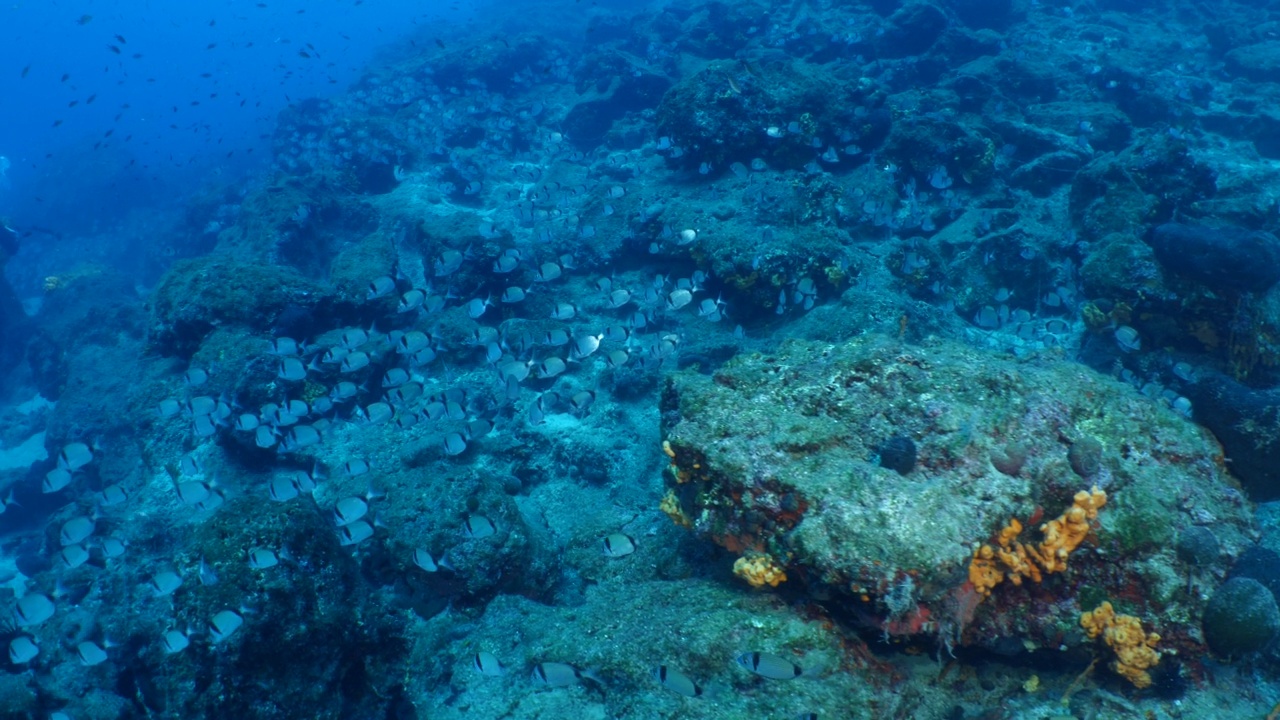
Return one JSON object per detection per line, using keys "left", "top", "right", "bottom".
{"left": 1203, "top": 577, "right": 1280, "bottom": 657}
{"left": 1149, "top": 223, "right": 1280, "bottom": 294}
{"left": 660, "top": 334, "right": 1253, "bottom": 654}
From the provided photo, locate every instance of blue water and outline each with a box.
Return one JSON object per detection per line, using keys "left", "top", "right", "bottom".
{"left": 0, "top": 0, "right": 1277, "bottom": 718}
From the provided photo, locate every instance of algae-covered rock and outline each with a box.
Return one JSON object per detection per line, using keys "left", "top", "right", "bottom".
{"left": 1149, "top": 222, "right": 1280, "bottom": 294}
{"left": 661, "top": 334, "right": 1252, "bottom": 651}
{"left": 1203, "top": 577, "right": 1280, "bottom": 657}
{"left": 148, "top": 256, "right": 328, "bottom": 357}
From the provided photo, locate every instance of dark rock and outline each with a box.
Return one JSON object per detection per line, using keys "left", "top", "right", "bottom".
{"left": 563, "top": 60, "right": 671, "bottom": 150}
{"left": 1079, "top": 232, "right": 1169, "bottom": 300}
{"left": 1225, "top": 41, "right": 1280, "bottom": 83}
{"left": 877, "top": 435, "right": 917, "bottom": 475}
{"left": 1068, "top": 436, "right": 1103, "bottom": 479}
{"left": 655, "top": 57, "right": 872, "bottom": 170}
{"left": 1184, "top": 371, "right": 1280, "bottom": 501}
{"left": 1025, "top": 101, "right": 1132, "bottom": 152}
{"left": 1149, "top": 223, "right": 1280, "bottom": 294}
{"left": 1008, "top": 151, "right": 1087, "bottom": 196}
{"left": 1175, "top": 526, "right": 1220, "bottom": 567}
{"left": 0, "top": 225, "right": 28, "bottom": 381}
{"left": 1203, "top": 577, "right": 1280, "bottom": 657}
{"left": 1228, "top": 546, "right": 1280, "bottom": 602}
{"left": 1069, "top": 135, "right": 1216, "bottom": 242}
{"left": 148, "top": 257, "right": 328, "bottom": 358}
{"left": 875, "top": 2, "right": 948, "bottom": 58}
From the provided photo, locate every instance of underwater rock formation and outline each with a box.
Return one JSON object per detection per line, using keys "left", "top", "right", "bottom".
{"left": 661, "top": 333, "right": 1253, "bottom": 671}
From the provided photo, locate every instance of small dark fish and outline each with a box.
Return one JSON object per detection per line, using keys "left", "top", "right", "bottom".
{"left": 434, "top": 38, "right": 445, "bottom": 48}
{"left": 298, "top": 50, "right": 311, "bottom": 59}
{"left": 107, "top": 45, "right": 121, "bottom": 54}
{"left": 21, "top": 65, "right": 30, "bottom": 78}
{"left": 77, "top": 14, "right": 93, "bottom": 25}
{"left": 114, "top": 34, "right": 127, "bottom": 44}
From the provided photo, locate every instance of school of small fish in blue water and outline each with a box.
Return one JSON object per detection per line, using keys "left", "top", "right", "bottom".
{"left": 1, "top": 0, "right": 1280, "bottom": 718}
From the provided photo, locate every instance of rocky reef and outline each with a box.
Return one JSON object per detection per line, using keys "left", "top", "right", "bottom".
{"left": 662, "top": 333, "right": 1254, "bottom": 689}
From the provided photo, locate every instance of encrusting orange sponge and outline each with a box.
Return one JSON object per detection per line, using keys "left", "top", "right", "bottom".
{"left": 969, "top": 487, "right": 1107, "bottom": 597}
{"left": 733, "top": 554, "right": 787, "bottom": 588}
{"left": 1081, "top": 601, "right": 1161, "bottom": 688}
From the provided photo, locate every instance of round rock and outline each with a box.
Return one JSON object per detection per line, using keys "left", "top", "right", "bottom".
{"left": 1203, "top": 577, "right": 1280, "bottom": 657}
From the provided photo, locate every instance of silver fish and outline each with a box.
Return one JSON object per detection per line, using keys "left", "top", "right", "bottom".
{"left": 396, "top": 330, "right": 432, "bottom": 353}
{"left": 653, "top": 665, "right": 703, "bottom": 697}
{"left": 473, "top": 651, "right": 504, "bottom": 676}
{"left": 268, "top": 337, "right": 306, "bottom": 356}
{"left": 666, "top": 288, "right": 693, "bottom": 310}
{"left": 602, "top": 533, "right": 636, "bottom": 557}
{"left": 466, "top": 297, "right": 491, "bottom": 319}
{"left": 149, "top": 568, "right": 183, "bottom": 596}
{"left": 398, "top": 289, "right": 426, "bottom": 313}
{"left": 208, "top": 609, "right": 244, "bottom": 643}
{"left": 281, "top": 425, "right": 322, "bottom": 451}
{"left": 333, "top": 496, "right": 369, "bottom": 527}
{"left": 569, "top": 333, "right": 602, "bottom": 361}
{"left": 268, "top": 475, "right": 299, "bottom": 502}
{"left": 340, "top": 328, "right": 371, "bottom": 350}
{"left": 382, "top": 368, "right": 410, "bottom": 388}
{"left": 255, "top": 426, "right": 278, "bottom": 449}
{"left": 735, "top": 651, "right": 808, "bottom": 679}
{"left": 57, "top": 544, "right": 90, "bottom": 569}
{"left": 199, "top": 555, "right": 219, "bottom": 586}
{"left": 58, "top": 442, "right": 94, "bottom": 471}
{"left": 361, "top": 402, "right": 394, "bottom": 424}
{"left": 367, "top": 275, "right": 397, "bottom": 300}
{"left": 161, "top": 628, "right": 191, "bottom": 654}
{"left": 530, "top": 662, "right": 593, "bottom": 687}
{"left": 43, "top": 467, "right": 74, "bottom": 493}
{"left": 277, "top": 357, "right": 310, "bottom": 382}
{"left": 157, "top": 398, "right": 183, "bottom": 418}
{"left": 76, "top": 640, "right": 109, "bottom": 666}
{"left": 606, "top": 288, "right": 631, "bottom": 308}
{"left": 443, "top": 432, "right": 468, "bottom": 456}
{"left": 13, "top": 593, "right": 55, "bottom": 627}
{"left": 537, "top": 357, "right": 567, "bottom": 379}
{"left": 185, "top": 394, "right": 215, "bottom": 417}
{"left": 8, "top": 635, "right": 38, "bottom": 664}
{"left": 59, "top": 516, "right": 95, "bottom": 546}
{"left": 534, "top": 262, "right": 562, "bottom": 282}
{"left": 340, "top": 351, "right": 371, "bottom": 373}
{"left": 462, "top": 515, "right": 496, "bottom": 539}
{"left": 412, "top": 548, "right": 439, "bottom": 572}
{"left": 97, "top": 483, "right": 129, "bottom": 506}
{"left": 247, "top": 547, "right": 284, "bottom": 569}
{"left": 100, "top": 537, "right": 127, "bottom": 559}
{"left": 338, "top": 520, "right": 375, "bottom": 546}
{"left": 330, "top": 381, "right": 361, "bottom": 400}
